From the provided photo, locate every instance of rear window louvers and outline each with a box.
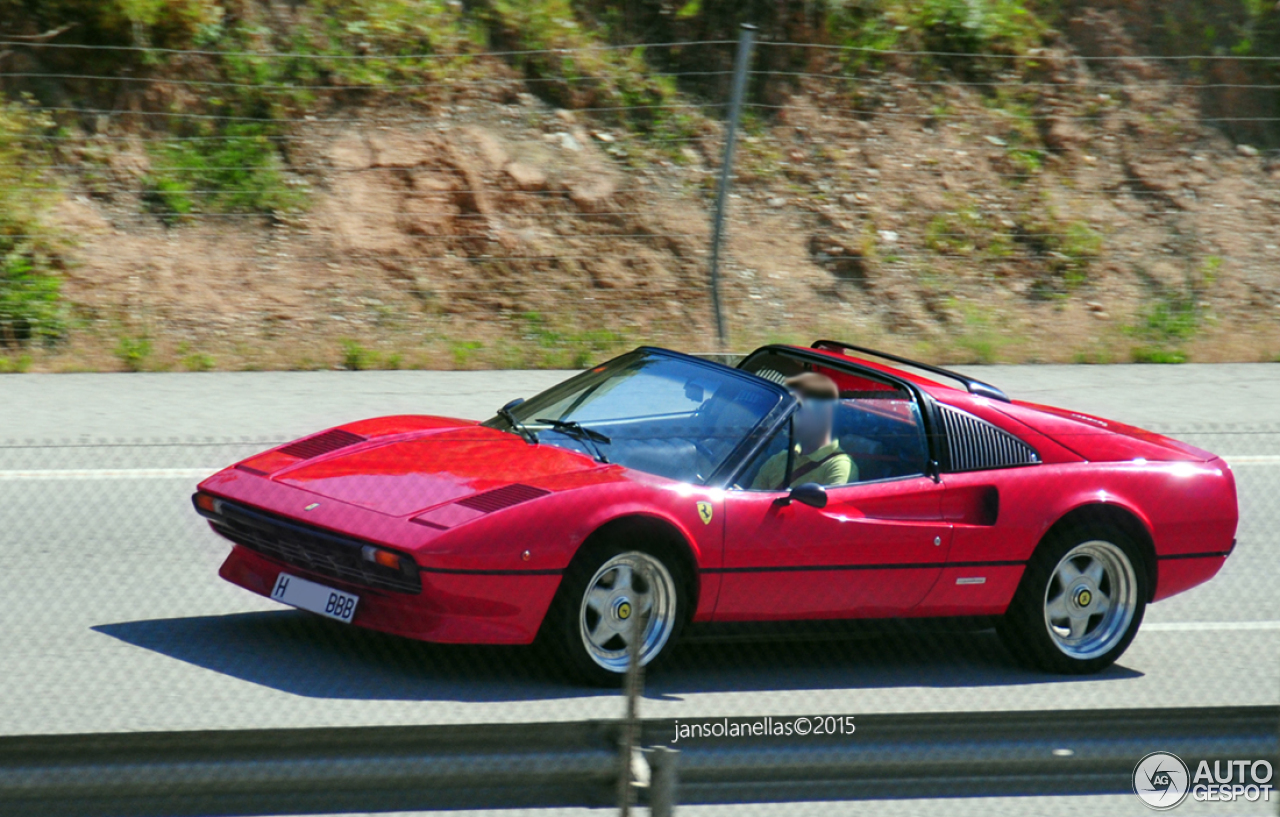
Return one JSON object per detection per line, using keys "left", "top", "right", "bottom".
{"left": 279, "top": 429, "right": 366, "bottom": 460}
{"left": 458, "top": 484, "right": 550, "bottom": 514}
{"left": 938, "top": 405, "right": 1040, "bottom": 473}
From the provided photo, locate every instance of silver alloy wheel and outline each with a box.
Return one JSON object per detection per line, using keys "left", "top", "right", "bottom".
{"left": 1043, "top": 539, "right": 1139, "bottom": 660}
{"left": 578, "top": 551, "right": 677, "bottom": 673}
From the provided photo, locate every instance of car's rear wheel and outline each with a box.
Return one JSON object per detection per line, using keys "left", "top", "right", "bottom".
{"left": 543, "top": 542, "right": 687, "bottom": 686}
{"left": 997, "top": 524, "right": 1147, "bottom": 674}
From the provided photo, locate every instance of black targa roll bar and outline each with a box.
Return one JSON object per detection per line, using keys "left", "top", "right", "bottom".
{"left": 811, "top": 340, "right": 1011, "bottom": 403}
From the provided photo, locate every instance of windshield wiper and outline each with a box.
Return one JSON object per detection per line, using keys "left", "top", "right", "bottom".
{"left": 497, "top": 404, "right": 538, "bottom": 445}
{"left": 535, "top": 418, "right": 611, "bottom": 463}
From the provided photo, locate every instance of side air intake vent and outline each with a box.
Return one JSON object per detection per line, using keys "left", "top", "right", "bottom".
{"left": 458, "top": 484, "right": 550, "bottom": 513}
{"left": 938, "top": 405, "right": 1039, "bottom": 473}
{"left": 280, "top": 429, "right": 366, "bottom": 460}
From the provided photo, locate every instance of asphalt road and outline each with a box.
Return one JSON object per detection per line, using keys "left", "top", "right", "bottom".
{"left": 0, "top": 364, "right": 1276, "bottom": 737}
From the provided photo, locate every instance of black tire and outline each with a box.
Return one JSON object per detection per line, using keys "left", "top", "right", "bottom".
{"left": 997, "top": 522, "right": 1148, "bottom": 674}
{"left": 540, "top": 538, "right": 689, "bottom": 687}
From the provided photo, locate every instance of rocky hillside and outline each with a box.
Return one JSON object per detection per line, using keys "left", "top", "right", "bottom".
{"left": 1, "top": 0, "right": 1279, "bottom": 370}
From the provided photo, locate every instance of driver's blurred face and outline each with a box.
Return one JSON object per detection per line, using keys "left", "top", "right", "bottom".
{"left": 793, "top": 398, "right": 835, "bottom": 451}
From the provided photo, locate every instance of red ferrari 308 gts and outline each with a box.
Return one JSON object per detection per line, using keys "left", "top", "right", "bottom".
{"left": 193, "top": 341, "right": 1238, "bottom": 684}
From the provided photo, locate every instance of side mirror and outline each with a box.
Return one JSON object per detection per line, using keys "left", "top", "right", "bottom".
{"left": 785, "top": 482, "right": 828, "bottom": 509}
{"left": 501, "top": 398, "right": 525, "bottom": 412}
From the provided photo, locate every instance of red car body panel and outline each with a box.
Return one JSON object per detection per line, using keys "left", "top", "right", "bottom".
{"left": 715, "top": 476, "right": 952, "bottom": 620}
{"left": 196, "top": 344, "right": 1239, "bottom": 649}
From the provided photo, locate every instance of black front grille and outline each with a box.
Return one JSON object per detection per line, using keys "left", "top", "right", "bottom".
{"left": 209, "top": 500, "right": 421, "bottom": 594}
{"left": 938, "top": 404, "right": 1040, "bottom": 473}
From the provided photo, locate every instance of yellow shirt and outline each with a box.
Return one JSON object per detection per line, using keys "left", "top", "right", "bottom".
{"left": 751, "top": 440, "right": 855, "bottom": 490}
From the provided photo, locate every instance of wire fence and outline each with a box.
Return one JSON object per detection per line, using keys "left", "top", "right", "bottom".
{"left": 0, "top": 424, "right": 1275, "bottom": 813}
{"left": 2, "top": 28, "right": 1280, "bottom": 367}
{"left": 2, "top": 17, "right": 1279, "bottom": 813}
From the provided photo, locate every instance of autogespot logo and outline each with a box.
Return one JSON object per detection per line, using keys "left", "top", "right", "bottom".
{"left": 1134, "top": 752, "right": 1191, "bottom": 810}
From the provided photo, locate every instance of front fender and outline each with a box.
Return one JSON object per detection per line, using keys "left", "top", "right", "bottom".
{"left": 410, "top": 475, "right": 723, "bottom": 573}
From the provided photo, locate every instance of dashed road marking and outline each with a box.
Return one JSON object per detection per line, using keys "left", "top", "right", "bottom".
{"left": 0, "top": 468, "right": 216, "bottom": 480}
{"left": 1144, "top": 621, "right": 1280, "bottom": 632}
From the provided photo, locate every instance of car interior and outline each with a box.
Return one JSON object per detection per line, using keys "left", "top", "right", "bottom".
{"left": 737, "top": 350, "right": 930, "bottom": 488}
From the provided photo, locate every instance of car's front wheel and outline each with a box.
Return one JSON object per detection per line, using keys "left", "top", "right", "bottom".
{"left": 543, "top": 543, "right": 686, "bottom": 686}
{"left": 997, "top": 524, "right": 1148, "bottom": 674}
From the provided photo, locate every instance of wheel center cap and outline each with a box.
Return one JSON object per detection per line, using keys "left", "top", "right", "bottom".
{"left": 1074, "top": 586, "right": 1093, "bottom": 608}
{"left": 614, "top": 598, "right": 632, "bottom": 621}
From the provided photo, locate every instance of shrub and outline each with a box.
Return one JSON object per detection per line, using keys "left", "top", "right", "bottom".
{"left": 0, "top": 99, "right": 64, "bottom": 347}
{"left": 114, "top": 334, "right": 153, "bottom": 371}
{"left": 914, "top": 0, "right": 1042, "bottom": 57}
{"left": 924, "top": 206, "right": 1012, "bottom": 258}
{"left": 340, "top": 339, "right": 373, "bottom": 370}
{"left": 825, "top": 0, "right": 1046, "bottom": 74}
{"left": 1128, "top": 288, "right": 1201, "bottom": 363}
{"left": 480, "top": 0, "right": 703, "bottom": 145}
{"left": 1017, "top": 208, "right": 1103, "bottom": 296}
{"left": 143, "top": 123, "right": 304, "bottom": 219}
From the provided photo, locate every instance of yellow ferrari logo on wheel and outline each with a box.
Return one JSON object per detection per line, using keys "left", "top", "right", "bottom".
{"left": 617, "top": 602, "right": 631, "bottom": 620}
{"left": 696, "top": 501, "right": 714, "bottom": 525}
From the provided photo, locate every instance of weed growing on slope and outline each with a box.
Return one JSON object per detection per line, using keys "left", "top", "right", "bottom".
{"left": 0, "top": 98, "right": 64, "bottom": 347}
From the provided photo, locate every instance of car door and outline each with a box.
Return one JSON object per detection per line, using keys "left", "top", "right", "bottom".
{"left": 714, "top": 477, "right": 953, "bottom": 620}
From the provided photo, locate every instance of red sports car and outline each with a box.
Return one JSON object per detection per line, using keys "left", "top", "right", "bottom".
{"left": 193, "top": 341, "right": 1238, "bottom": 683}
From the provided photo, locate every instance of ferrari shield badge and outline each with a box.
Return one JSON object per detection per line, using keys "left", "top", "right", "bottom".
{"left": 696, "top": 501, "right": 714, "bottom": 525}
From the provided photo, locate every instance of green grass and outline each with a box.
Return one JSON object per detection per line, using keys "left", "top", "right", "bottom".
{"left": 1126, "top": 273, "right": 1207, "bottom": 363}
{"left": 949, "top": 302, "right": 1009, "bottom": 364}
{"left": 450, "top": 340, "right": 484, "bottom": 368}
{"left": 0, "top": 353, "right": 33, "bottom": 373}
{"left": 518, "top": 311, "right": 627, "bottom": 367}
{"left": 1130, "top": 346, "right": 1189, "bottom": 364}
{"left": 924, "top": 206, "right": 1012, "bottom": 259}
{"left": 1016, "top": 205, "right": 1103, "bottom": 296}
{"left": 181, "top": 352, "right": 216, "bottom": 372}
{"left": 1072, "top": 347, "right": 1117, "bottom": 365}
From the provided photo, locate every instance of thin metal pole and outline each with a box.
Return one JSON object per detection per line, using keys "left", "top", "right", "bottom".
{"left": 648, "top": 746, "right": 679, "bottom": 817}
{"left": 707, "top": 23, "right": 756, "bottom": 351}
{"left": 617, "top": 579, "right": 647, "bottom": 817}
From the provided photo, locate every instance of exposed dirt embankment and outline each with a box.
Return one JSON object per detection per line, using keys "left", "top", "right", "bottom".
{"left": 50, "top": 104, "right": 721, "bottom": 371}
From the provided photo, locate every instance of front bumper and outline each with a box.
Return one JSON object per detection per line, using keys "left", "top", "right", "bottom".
{"left": 219, "top": 544, "right": 563, "bottom": 645}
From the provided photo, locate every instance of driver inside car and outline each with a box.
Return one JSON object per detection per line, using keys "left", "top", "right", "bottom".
{"left": 751, "top": 372, "right": 855, "bottom": 490}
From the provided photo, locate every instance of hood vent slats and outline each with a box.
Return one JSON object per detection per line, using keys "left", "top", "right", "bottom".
{"left": 280, "top": 429, "right": 366, "bottom": 460}
{"left": 458, "top": 484, "right": 550, "bottom": 514}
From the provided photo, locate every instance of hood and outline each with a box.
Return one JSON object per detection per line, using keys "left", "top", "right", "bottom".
{"left": 996, "top": 401, "right": 1216, "bottom": 463}
{"left": 264, "top": 423, "right": 603, "bottom": 516}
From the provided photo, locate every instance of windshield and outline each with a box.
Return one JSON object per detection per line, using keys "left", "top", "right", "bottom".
{"left": 484, "top": 350, "right": 786, "bottom": 484}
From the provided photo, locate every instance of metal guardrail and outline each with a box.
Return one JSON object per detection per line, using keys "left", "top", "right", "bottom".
{"left": 0, "top": 706, "right": 1274, "bottom": 816}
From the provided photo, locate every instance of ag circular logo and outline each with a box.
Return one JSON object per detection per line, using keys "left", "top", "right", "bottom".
{"left": 1134, "top": 752, "right": 1190, "bottom": 810}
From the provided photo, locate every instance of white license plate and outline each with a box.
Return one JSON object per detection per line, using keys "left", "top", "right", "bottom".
{"left": 270, "top": 572, "right": 359, "bottom": 623}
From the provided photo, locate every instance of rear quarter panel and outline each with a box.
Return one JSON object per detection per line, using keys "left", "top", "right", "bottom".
{"left": 940, "top": 458, "right": 1238, "bottom": 605}
{"left": 945, "top": 460, "right": 1237, "bottom": 561}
